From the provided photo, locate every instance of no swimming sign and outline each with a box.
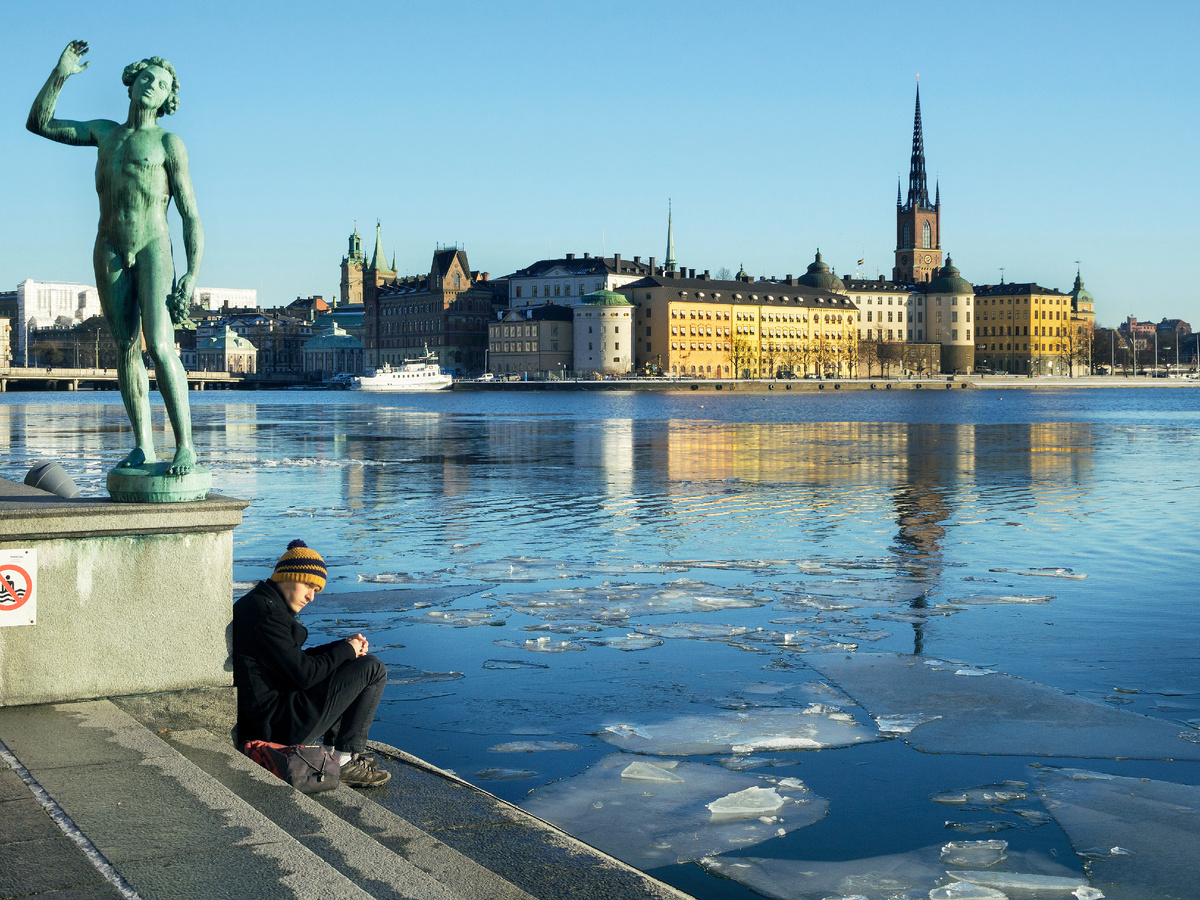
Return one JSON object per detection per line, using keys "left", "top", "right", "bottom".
{"left": 0, "top": 549, "right": 36, "bottom": 627}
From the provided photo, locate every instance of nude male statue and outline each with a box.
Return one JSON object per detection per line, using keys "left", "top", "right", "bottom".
{"left": 28, "top": 40, "right": 203, "bottom": 476}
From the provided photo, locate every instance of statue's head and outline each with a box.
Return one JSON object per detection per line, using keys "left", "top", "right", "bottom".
{"left": 122, "top": 57, "right": 179, "bottom": 118}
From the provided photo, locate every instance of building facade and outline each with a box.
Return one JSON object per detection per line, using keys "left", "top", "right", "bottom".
{"left": 15, "top": 280, "right": 102, "bottom": 364}
{"left": 367, "top": 248, "right": 500, "bottom": 375}
{"left": 196, "top": 326, "right": 257, "bottom": 374}
{"left": 574, "top": 290, "right": 634, "bottom": 376}
{"left": 621, "top": 271, "right": 859, "bottom": 378}
{"left": 488, "top": 305, "right": 572, "bottom": 378}
{"left": 302, "top": 324, "right": 364, "bottom": 379}
{"left": 973, "top": 282, "right": 1072, "bottom": 375}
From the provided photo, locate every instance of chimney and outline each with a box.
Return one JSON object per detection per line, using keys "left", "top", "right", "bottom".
{"left": 649, "top": 256, "right": 656, "bottom": 272}
{"left": 566, "top": 253, "right": 575, "bottom": 260}
{"left": 634, "top": 256, "right": 641, "bottom": 264}
{"left": 584, "top": 252, "right": 590, "bottom": 259}
{"left": 689, "top": 268, "right": 695, "bottom": 279}
{"left": 703, "top": 270, "right": 710, "bottom": 279}
{"left": 614, "top": 253, "right": 621, "bottom": 272}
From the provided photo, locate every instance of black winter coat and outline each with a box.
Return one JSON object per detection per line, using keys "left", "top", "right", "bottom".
{"left": 231, "top": 580, "right": 356, "bottom": 745}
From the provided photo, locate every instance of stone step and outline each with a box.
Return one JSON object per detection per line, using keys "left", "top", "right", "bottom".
{"left": 0, "top": 699, "right": 413, "bottom": 899}
{"left": 162, "top": 727, "right": 532, "bottom": 900}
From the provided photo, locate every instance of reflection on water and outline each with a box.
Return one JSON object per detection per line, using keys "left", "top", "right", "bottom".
{"left": 2, "top": 390, "right": 1197, "bottom": 900}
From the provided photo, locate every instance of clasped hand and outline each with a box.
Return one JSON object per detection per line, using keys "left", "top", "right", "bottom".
{"left": 347, "top": 634, "right": 369, "bottom": 658}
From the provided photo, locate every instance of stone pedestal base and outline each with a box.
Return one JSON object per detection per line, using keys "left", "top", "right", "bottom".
{"left": 0, "top": 477, "right": 248, "bottom": 706}
{"left": 107, "top": 462, "right": 212, "bottom": 503}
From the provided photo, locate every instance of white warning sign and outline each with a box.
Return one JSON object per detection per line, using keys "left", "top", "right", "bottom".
{"left": 0, "top": 548, "right": 36, "bottom": 627}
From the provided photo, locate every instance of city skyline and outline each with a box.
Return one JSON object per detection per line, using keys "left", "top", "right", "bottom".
{"left": 2, "top": 1, "right": 1196, "bottom": 326}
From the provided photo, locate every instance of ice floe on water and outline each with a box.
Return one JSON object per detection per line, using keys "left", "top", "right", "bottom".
{"left": 874, "top": 713, "right": 943, "bottom": 735}
{"left": 940, "top": 840, "right": 1007, "bottom": 867}
{"left": 806, "top": 653, "right": 1200, "bottom": 760}
{"left": 523, "top": 753, "right": 827, "bottom": 867}
{"left": 404, "top": 609, "right": 508, "bottom": 627}
{"left": 385, "top": 666, "right": 463, "bottom": 686}
{"left": 988, "top": 566, "right": 1087, "bottom": 580}
{"left": 700, "top": 845, "right": 1086, "bottom": 900}
{"left": 596, "top": 705, "right": 877, "bottom": 756}
{"left": 583, "top": 633, "right": 664, "bottom": 651}
{"left": 1035, "top": 766, "right": 1200, "bottom": 900}
{"left": 488, "top": 740, "right": 580, "bottom": 752}
{"left": 481, "top": 658, "right": 548, "bottom": 670}
{"left": 474, "top": 767, "right": 537, "bottom": 780}
{"left": 492, "top": 637, "right": 585, "bottom": 653}
{"left": 938, "top": 594, "right": 1055, "bottom": 606}
{"left": 498, "top": 578, "right": 769, "bottom": 623}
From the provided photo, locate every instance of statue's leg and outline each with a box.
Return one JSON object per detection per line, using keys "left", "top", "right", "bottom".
{"left": 138, "top": 239, "right": 195, "bottom": 476}
{"left": 94, "top": 239, "right": 155, "bottom": 467}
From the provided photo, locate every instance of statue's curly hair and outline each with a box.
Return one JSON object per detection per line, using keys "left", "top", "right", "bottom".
{"left": 121, "top": 57, "right": 180, "bottom": 118}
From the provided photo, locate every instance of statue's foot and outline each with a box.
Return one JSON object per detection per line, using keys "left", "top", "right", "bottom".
{"left": 168, "top": 445, "right": 196, "bottom": 477}
{"left": 117, "top": 447, "right": 154, "bottom": 469}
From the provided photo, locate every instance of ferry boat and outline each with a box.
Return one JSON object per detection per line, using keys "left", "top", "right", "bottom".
{"left": 349, "top": 349, "right": 453, "bottom": 392}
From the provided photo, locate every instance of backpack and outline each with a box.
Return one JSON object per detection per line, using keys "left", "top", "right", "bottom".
{"left": 242, "top": 740, "right": 340, "bottom": 794}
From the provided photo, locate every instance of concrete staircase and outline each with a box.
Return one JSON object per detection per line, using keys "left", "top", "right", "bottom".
{"left": 0, "top": 697, "right": 693, "bottom": 900}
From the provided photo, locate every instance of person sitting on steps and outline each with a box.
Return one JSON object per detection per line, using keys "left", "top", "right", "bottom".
{"left": 232, "top": 540, "right": 389, "bottom": 788}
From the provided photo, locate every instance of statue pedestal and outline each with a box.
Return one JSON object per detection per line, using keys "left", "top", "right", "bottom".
{"left": 107, "top": 462, "right": 212, "bottom": 503}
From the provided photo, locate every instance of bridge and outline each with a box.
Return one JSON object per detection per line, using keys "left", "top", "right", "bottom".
{"left": 0, "top": 366, "right": 237, "bottom": 392}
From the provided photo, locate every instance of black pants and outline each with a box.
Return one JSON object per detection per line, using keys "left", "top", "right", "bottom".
{"left": 301, "top": 655, "right": 387, "bottom": 754}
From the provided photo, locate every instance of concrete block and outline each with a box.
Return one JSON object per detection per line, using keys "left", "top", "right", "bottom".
{"left": 0, "top": 836, "right": 107, "bottom": 898}
{"left": 0, "top": 481, "right": 247, "bottom": 705}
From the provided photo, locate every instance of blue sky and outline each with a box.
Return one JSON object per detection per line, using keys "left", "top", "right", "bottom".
{"left": 3, "top": 1, "right": 1196, "bottom": 327}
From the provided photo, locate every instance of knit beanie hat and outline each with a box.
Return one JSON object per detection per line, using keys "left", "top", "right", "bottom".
{"left": 270, "top": 539, "right": 327, "bottom": 592}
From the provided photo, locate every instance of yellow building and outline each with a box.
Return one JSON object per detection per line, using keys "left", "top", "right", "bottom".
{"left": 620, "top": 272, "right": 858, "bottom": 378}
{"left": 973, "top": 281, "right": 1074, "bottom": 375}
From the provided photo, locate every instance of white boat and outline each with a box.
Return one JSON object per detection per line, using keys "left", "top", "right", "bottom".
{"left": 350, "top": 350, "right": 453, "bottom": 392}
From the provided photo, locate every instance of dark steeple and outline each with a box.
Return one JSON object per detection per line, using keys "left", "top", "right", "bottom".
{"left": 904, "top": 85, "right": 931, "bottom": 211}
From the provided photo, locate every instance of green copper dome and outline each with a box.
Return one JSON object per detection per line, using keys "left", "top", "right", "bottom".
{"left": 796, "top": 250, "right": 845, "bottom": 293}
{"left": 926, "top": 257, "right": 973, "bottom": 295}
{"left": 579, "top": 288, "right": 633, "bottom": 306}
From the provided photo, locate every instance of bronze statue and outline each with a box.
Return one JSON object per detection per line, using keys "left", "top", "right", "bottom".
{"left": 29, "top": 40, "right": 204, "bottom": 484}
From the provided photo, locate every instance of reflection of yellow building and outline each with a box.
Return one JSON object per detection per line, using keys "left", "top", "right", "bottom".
{"left": 621, "top": 274, "right": 858, "bottom": 378}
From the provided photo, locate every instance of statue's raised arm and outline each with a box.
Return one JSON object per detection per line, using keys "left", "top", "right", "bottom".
{"left": 28, "top": 41, "right": 113, "bottom": 146}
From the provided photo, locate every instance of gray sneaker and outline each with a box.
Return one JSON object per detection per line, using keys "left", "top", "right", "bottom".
{"left": 341, "top": 757, "right": 390, "bottom": 788}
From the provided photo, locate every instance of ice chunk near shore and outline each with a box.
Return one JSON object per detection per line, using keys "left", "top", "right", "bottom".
{"left": 946, "top": 870, "right": 1091, "bottom": 896}
{"left": 988, "top": 566, "right": 1087, "bottom": 580}
{"left": 489, "top": 740, "right": 580, "bottom": 753}
{"left": 596, "top": 706, "right": 877, "bottom": 756}
{"left": 874, "top": 713, "right": 943, "bottom": 735}
{"left": 524, "top": 754, "right": 826, "bottom": 868}
{"left": 1036, "top": 766, "right": 1200, "bottom": 900}
{"left": 929, "top": 883, "right": 1009, "bottom": 900}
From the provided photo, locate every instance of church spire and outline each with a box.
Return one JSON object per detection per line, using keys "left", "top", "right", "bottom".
{"left": 905, "top": 84, "right": 930, "bottom": 210}
{"left": 370, "top": 221, "right": 386, "bottom": 270}
{"left": 664, "top": 200, "right": 677, "bottom": 274}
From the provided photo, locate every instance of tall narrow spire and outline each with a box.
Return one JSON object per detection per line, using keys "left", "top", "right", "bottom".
{"left": 370, "top": 221, "right": 386, "bottom": 270}
{"left": 664, "top": 200, "right": 677, "bottom": 274}
{"left": 905, "top": 84, "right": 930, "bottom": 210}
{"left": 935, "top": 180, "right": 940, "bottom": 206}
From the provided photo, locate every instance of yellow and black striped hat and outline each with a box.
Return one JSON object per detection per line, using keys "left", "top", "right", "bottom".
{"left": 269, "top": 539, "right": 327, "bottom": 592}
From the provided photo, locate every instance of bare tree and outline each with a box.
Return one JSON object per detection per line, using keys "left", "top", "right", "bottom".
{"left": 715, "top": 267, "right": 732, "bottom": 281}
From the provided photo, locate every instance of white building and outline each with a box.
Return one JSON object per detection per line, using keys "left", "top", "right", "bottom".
{"left": 16, "top": 280, "right": 102, "bottom": 364}
{"left": 192, "top": 287, "right": 258, "bottom": 311}
{"left": 506, "top": 254, "right": 655, "bottom": 309}
{"left": 573, "top": 289, "right": 633, "bottom": 376}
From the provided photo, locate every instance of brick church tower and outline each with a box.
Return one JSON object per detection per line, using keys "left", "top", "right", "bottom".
{"left": 893, "top": 84, "right": 942, "bottom": 284}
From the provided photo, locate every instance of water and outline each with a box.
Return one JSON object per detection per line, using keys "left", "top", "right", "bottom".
{"left": 3, "top": 387, "right": 1199, "bottom": 899}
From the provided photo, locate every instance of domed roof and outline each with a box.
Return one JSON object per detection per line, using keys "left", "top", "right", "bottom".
{"left": 578, "top": 288, "right": 632, "bottom": 307}
{"left": 1070, "top": 271, "right": 1093, "bottom": 304}
{"left": 926, "top": 257, "right": 973, "bottom": 295}
{"left": 796, "top": 250, "right": 845, "bottom": 293}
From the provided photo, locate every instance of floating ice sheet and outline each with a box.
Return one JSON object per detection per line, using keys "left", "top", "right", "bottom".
{"left": 583, "top": 633, "right": 665, "bottom": 651}
{"left": 488, "top": 740, "right": 580, "bottom": 753}
{"left": 405, "top": 609, "right": 508, "bottom": 627}
{"left": 1037, "top": 766, "right": 1200, "bottom": 900}
{"left": 939, "top": 594, "right": 1055, "bottom": 606}
{"left": 499, "top": 578, "right": 768, "bottom": 623}
{"left": 700, "top": 845, "right": 1082, "bottom": 900}
{"left": 523, "top": 753, "right": 827, "bottom": 868}
{"left": 493, "top": 637, "right": 585, "bottom": 653}
{"left": 941, "top": 840, "right": 1007, "bottom": 867}
{"left": 596, "top": 705, "right": 877, "bottom": 756}
{"left": 946, "top": 870, "right": 1090, "bottom": 896}
{"left": 806, "top": 653, "right": 1200, "bottom": 761}
{"left": 988, "top": 567, "right": 1087, "bottom": 580}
